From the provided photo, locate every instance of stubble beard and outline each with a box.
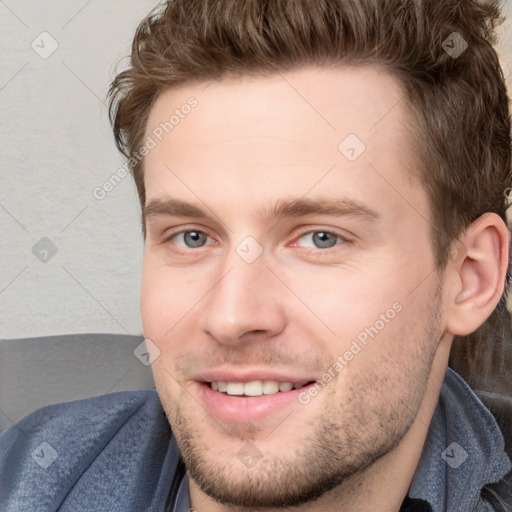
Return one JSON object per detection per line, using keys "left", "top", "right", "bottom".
{"left": 157, "top": 295, "right": 443, "bottom": 509}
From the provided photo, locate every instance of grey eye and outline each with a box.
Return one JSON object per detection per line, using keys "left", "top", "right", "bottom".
{"left": 311, "top": 232, "right": 339, "bottom": 249}
{"left": 180, "top": 231, "right": 208, "bottom": 248}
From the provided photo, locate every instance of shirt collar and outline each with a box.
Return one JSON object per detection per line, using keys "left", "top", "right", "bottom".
{"left": 171, "top": 368, "right": 512, "bottom": 512}
{"left": 172, "top": 472, "right": 190, "bottom": 512}
{"left": 408, "top": 367, "right": 511, "bottom": 511}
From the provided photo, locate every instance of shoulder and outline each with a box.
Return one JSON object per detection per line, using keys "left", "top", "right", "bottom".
{"left": 0, "top": 389, "right": 164, "bottom": 451}
{"left": 0, "top": 390, "right": 171, "bottom": 511}
{"left": 479, "top": 396, "right": 512, "bottom": 512}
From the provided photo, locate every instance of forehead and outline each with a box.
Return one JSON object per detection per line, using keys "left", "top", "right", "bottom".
{"left": 145, "top": 65, "right": 410, "bottom": 152}
{"left": 142, "top": 65, "right": 428, "bottom": 223}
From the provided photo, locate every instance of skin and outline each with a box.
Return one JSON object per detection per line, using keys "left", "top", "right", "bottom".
{"left": 140, "top": 66, "right": 509, "bottom": 511}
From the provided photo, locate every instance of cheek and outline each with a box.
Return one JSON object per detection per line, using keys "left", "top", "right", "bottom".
{"left": 281, "top": 263, "right": 406, "bottom": 341}
{"left": 284, "top": 260, "right": 435, "bottom": 376}
{"left": 140, "top": 257, "right": 205, "bottom": 339}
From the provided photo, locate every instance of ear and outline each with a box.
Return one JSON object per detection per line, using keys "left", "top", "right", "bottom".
{"left": 445, "top": 213, "right": 510, "bottom": 336}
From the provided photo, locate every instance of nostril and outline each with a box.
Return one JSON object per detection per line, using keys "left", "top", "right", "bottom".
{"left": 243, "top": 329, "right": 267, "bottom": 337}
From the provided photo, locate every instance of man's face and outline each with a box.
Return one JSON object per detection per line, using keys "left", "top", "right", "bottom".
{"left": 141, "top": 66, "right": 448, "bottom": 508}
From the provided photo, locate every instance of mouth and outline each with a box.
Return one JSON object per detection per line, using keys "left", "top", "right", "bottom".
{"left": 196, "top": 378, "right": 317, "bottom": 424}
{"left": 209, "top": 380, "right": 314, "bottom": 396}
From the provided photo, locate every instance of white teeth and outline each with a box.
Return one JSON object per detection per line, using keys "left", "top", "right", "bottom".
{"left": 243, "top": 381, "right": 263, "bottom": 396}
{"left": 210, "top": 380, "right": 303, "bottom": 396}
{"left": 278, "top": 382, "right": 293, "bottom": 392}
{"left": 262, "top": 380, "right": 279, "bottom": 394}
{"left": 226, "top": 382, "right": 244, "bottom": 395}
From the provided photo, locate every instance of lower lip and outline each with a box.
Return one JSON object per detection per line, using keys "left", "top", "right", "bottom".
{"left": 196, "top": 382, "right": 312, "bottom": 424}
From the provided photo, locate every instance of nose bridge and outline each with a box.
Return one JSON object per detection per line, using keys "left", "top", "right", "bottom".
{"left": 218, "top": 262, "right": 259, "bottom": 313}
{"left": 201, "top": 248, "right": 286, "bottom": 343}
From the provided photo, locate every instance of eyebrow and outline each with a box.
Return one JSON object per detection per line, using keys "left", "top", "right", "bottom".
{"left": 144, "top": 198, "right": 209, "bottom": 221}
{"left": 266, "top": 197, "right": 381, "bottom": 221}
{"left": 143, "top": 196, "right": 381, "bottom": 228}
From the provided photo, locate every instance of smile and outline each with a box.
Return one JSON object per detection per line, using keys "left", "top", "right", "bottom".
{"left": 210, "top": 380, "right": 311, "bottom": 396}
{"left": 196, "top": 379, "right": 317, "bottom": 424}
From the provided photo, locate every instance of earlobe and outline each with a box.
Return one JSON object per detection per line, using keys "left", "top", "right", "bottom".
{"left": 445, "top": 213, "right": 509, "bottom": 337}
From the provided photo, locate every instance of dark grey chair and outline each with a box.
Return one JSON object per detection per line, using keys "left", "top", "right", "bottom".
{"left": 0, "top": 334, "right": 155, "bottom": 431}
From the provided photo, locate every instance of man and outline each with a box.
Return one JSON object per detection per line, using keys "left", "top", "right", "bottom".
{"left": 1, "top": 0, "right": 512, "bottom": 510}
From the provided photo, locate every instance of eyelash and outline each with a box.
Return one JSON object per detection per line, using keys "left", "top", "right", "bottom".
{"left": 163, "top": 230, "right": 216, "bottom": 250}
{"left": 292, "top": 231, "right": 346, "bottom": 250}
{"left": 162, "top": 228, "right": 349, "bottom": 253}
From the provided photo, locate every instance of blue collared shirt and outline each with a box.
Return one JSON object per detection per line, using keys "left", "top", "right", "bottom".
{"left": 406, "top": 368, "right": 511, "bottom": 511}
{"left": 0, "top": 368, "right": 510, "bottom": 511}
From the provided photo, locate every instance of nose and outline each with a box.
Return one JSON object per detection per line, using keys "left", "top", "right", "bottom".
{"left": 200, "top": 253, "right": 287, "bottom": 345}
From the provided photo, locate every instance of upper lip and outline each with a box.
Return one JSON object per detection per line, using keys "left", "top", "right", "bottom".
{"left": 196, "top": 368, "right": 317, "bottom": 384}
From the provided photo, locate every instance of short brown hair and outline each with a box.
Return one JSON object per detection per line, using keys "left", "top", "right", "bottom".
{"left": 109, "top": 0, "right": 511, "bottom": 268}
{"left": 108, "top": 0, "right": 512, "bottom": 425}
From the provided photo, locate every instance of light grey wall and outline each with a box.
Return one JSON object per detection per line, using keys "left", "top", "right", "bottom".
{"left": 1, "top": 1, "right": 512, "bottom": 340}
{"left": 1, "top": 1, "right": 160, "bottom": 339}
{"left": 496, "top": 1, "right": 512, "bottom": 81}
